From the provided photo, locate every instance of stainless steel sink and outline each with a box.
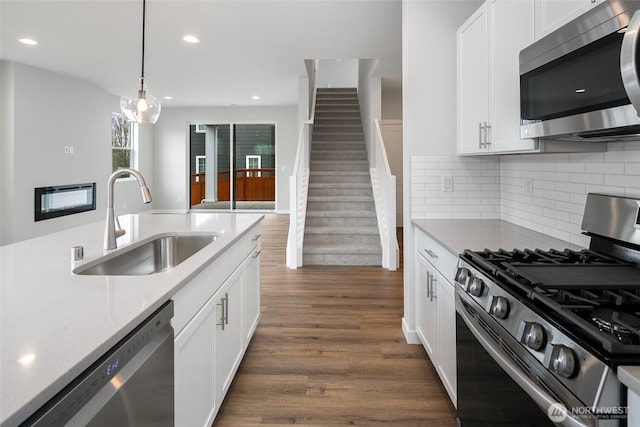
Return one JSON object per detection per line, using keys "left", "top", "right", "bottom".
{"left": 74, "top": 233, "right": 218, "bottom": 276}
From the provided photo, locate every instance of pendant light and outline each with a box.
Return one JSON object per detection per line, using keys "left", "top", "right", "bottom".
{"left": 120, "top": 0, "right": 161, "bottom": 124}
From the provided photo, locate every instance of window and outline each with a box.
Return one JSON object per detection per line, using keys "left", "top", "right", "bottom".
{"left": 111, "top": 112, "right": 136, "bottom": 174}
{"left": 195, "top": 124, "right": 206, "bottom": 133}
{"left": 195, "top": 155, "right": 206, "bottom": 182}
{"left": 246, "top": 155, "right": 261, "bottom": 177}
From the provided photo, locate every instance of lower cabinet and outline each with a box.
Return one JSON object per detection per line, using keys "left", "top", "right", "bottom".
{"left": 415, "top": 228, "right": 457, "bottom": 407}
{"left": 174, "top": 296, "right": 217, "bottom": 427}
{"left": 172, "top": 224, "right": 262, "bottom": 427}
{"left": 416, "top": 253, "right": 438, "bottom": 361}
{"left": 214, "top": 266, "right": 245, "bottom": 405}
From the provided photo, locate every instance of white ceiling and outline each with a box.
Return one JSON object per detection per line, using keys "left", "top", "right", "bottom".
{"left": 0, "top": 0, "right": 402, "bottom": 107}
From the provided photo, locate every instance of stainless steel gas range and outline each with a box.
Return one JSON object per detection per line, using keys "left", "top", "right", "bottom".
{"left": 455, "top": 193, "right": 640, "bottom": 427}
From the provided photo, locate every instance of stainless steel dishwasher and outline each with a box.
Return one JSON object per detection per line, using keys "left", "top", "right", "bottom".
{"left": 22, "top": 300, "right": 174, "bottom": 427}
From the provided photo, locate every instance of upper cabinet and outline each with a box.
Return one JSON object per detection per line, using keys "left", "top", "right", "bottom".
{"left": 534, "top": 0, "right": 603, "bottom": 39}
{"left": 457, "top": 0, "right": 537, "bottom": 155}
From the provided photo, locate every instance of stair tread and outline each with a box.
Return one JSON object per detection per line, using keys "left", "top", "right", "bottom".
{"left": 311, "top": 160, "right": 368, "bottom": 163}
{"left": 309, "top": 182, "right": 370, "bottom": 187}
{"left": 308, "top": 195, "right": 373, "bottom": 201}
{"left": 310, "top": 171, "right": 369, "bottom": 175}
{"left": 305, "top": 225, "right": 379, "bottom": 234}
{"left": 303, "top": 243, "right": 382, "bottom": 255}
{"left": 306, "top": 209, "right": 376, "bottom": 217}
{"left": 303, "top": 244, "right": 382, "bottom": 255}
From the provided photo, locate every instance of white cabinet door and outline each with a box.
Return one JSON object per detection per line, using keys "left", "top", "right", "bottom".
{"left": 214, "top": 266, "right": 245, "bottom": 406}
{"left": 457, "top": 2, "right": 489, "bottom": 155}
{"left": 534, "top": 0, "right": 602, "bottom": 40}
{"left": 458, "top": 1, "right": 538, "bottom": 155}
{"left": 435, "top": 269, "right": 457, "bottom": 407}
{"left": 174, "top": 297, "right": 217, "bottom": 427}
{"left": 244, "top": 244, "right": 261, "bottom": 346}
{"left": 489, "top": 0, "right": 537, "bottom": 153}
{"left": 415, "top": 251, "right": 438, "bottom": 361}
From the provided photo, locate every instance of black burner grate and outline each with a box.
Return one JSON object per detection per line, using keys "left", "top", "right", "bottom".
{"left": 462, "top": 247, "right": 640, "bottom": 354}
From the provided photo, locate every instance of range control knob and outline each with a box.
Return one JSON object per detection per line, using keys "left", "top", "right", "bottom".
{"left": 455, "top": 267, "right": 470, "bottom": 285}
{"left": 468, "top": 277, "right": 484, "bottom": 297}
{"left": 523, "top": 322, "right": 545, "bottom": 351}
{"left": 550, "top": 345, "right": 577, "bottom": 378}
{"left": 490, "top": 296, "right": 509, "bottom": 319}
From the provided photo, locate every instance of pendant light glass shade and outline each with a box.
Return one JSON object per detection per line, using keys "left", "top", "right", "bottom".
{"left": 120, "top": 0, "right": 161, "bottom": 124}
{"left": 120, "top": 85, "right": 161, "bottom": 124}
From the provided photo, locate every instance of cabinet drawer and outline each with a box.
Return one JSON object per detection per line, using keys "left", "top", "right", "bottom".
{"left": 245, "top": 224, "right": 262, "bottom": 253}
{"left": 415, "top": 229, "right": 458, "bottom": 281}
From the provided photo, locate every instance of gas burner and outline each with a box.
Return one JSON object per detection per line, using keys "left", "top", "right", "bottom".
{"left": 589, "top": 308, "right": 640, "bottom": 345}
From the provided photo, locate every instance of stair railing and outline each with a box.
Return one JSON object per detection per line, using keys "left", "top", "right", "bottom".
{"left": 371, "top": 119, "right": 398, "bottom": 270}
{"left": 286, "top": 67, "right": 318, "bottom": 269}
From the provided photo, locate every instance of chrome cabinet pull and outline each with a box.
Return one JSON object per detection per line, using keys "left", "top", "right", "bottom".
{"left": 252, "top": 233, "right": 262, "bottom": 241}
{"left": 252, "top": 250, "right": 262, "bottom": 259}
{"left": 430, "top": 275, "right": 438, "bottom": 302}
{"left": 478, "top": 122, "right": 484, "bottom": 148}
{"left": 485, "top": 122, "right": 492, "bottom": 146}
{"left": 424, "top": 248, "right": 438, "bottom": 259}
{"left": 224, "top": 292, "right": 229, "bottom": 325}
{"left": 426, "top": 271, "right": 432, "bottom": 299}
{"left": 217, "top": 296, "right": 226, "bottom": 331}
{"left": 217, "top": 293, "right": 229, "bottom": 330}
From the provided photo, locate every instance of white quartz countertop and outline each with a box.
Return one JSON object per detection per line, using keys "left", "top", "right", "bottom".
{"left": 0, "top": 212, "right": 263, "bottom": 427}
{"left": 412, "top": 219, "right": 582, "bottom": 255}
{"left": 618, "top": 366, "right": 640, "bottom": 395}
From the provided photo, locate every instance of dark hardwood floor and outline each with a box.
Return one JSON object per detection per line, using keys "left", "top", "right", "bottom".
{"left": 215, "top": 214, "right": 457, "bottom": 426}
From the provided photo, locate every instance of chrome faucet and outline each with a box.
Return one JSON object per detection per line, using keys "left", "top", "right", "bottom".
{"left": 104, "top": 168, "right": 152, "bottom": 250}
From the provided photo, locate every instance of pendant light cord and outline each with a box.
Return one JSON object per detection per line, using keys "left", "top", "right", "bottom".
{"left": 140, "top": 0, "right": 146, "bottom": 89}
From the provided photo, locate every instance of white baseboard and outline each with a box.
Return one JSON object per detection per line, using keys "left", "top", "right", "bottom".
{"left": 402, "top": 317, "right": 420, "bottom": 344}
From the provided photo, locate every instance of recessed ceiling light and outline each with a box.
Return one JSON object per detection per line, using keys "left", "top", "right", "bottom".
{"left": 19, "top": 38, "right": 38, "bottom": 46}
{"left": 183, "top": 35, "right": 200, "bottom": 44}
{"left": 164, "top": 96, "right": 173, "bottom": 100}
{"left": 252, "top": 95, "right": 261, "bottom": 100}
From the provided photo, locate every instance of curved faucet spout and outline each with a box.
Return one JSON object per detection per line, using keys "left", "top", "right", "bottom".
{"left": 104, "top": 168, "right": 152, "bottom": 250}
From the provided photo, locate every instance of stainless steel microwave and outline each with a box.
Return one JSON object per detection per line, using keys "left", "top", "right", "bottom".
{"left": 520, "top": 0, "right": 640, "bottom": 141}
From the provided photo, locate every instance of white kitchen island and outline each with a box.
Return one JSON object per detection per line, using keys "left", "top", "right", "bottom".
{"left": 0, "top": 211, "right": 263, "bottom": 427}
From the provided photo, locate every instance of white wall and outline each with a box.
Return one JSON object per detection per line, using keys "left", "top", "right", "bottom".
{"left": 401, "top": 0, "right": 485, "bottom": 342}
{"left": 316, "top": 59, "right": 358, "bottom": 88}
{"left": 0, "top": 61, "right": 154, "bottom": 245}
{"left": 382, "top": 89, "right": 403, "bottom": 120}
{"left": 358, "top": 59, "right": 382, "bottom": 167}
{"left": 152, "top": 106, "right": 297, "bottom": 213}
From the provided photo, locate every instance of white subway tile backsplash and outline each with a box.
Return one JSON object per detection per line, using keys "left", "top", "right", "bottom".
{"left": 411, "top": 146, "right": 640, "bottom": 247}
{"left": 556, "top": 163, "right": 585, "bottom": 173}
{"left": 410, "top": 155, "right": 500, "bottom": 220}
{"left": 586, "top": 163, "right": 624, "bottom": 174}
{"left": 570, "top": 173, "right": 604, "bottom": 185}
{"left": 555, "top": 182, "right": 585, "bottom": 194}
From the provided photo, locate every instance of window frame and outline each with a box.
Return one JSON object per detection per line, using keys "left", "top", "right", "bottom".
{"left": 111, "top": 112, "right": 138, "bottom": 179}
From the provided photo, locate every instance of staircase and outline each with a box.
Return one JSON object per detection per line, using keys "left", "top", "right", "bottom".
{"left": 303, "top": 88, "right": 382, "bottom": 266}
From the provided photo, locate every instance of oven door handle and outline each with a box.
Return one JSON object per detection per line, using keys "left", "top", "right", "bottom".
{"left": 456, "top": 296, "right": 593, "bottom": 427}
{"left": 621, "top": 9, "right": 640, "bottom": 115}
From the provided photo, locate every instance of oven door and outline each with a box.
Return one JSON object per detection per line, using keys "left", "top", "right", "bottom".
{"left": 455, "top": 288, "right": 594, "bottom": 427}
